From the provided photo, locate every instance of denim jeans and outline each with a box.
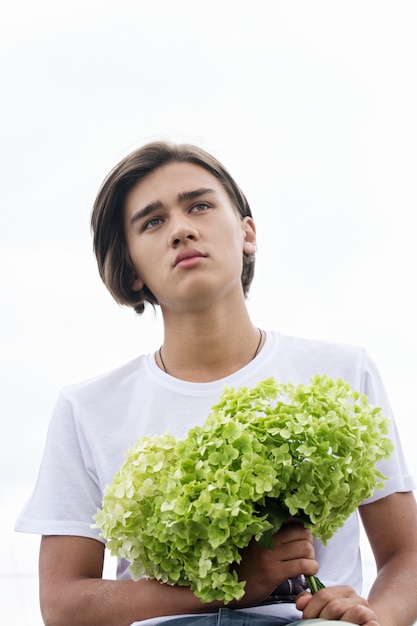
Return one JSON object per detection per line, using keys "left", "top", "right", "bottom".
{"left": 158, "top": 608, "right": 353, "bottom": 626}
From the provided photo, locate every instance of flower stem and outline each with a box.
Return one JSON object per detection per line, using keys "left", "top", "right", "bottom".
{"left": 305, "top": 575, "right": 325, "bottom": 594}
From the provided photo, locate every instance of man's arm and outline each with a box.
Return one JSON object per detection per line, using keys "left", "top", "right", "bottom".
{"left": 39, "top": 523, "right": 317, "bottom": 626}
{"left": 40, "top": 535, "right": 217, "bottom": 626}
{"left": 296, "top": 491, "right": 417, "bottom": 626}
{"left": 362, "top": 491, "right": 417, "bottom": 626}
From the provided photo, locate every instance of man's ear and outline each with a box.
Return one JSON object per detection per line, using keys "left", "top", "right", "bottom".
{"left": 132, "top": 275, "right": 144, "bottom": 291}
{"left": 242, "top": 217, "right": 257, "bottom": 254}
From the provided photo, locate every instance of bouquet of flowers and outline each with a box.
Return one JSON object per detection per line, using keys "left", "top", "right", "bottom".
{"left": 94, "top": 375, "right": 393, "bottom": 604}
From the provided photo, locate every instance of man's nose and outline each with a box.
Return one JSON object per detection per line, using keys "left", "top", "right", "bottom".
{"left": 169, "top": 217, "right": 199, "bottom": 246}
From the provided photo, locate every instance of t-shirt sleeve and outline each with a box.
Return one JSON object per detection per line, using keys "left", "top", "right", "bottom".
{"left": 358, "top": 349, "right": 415, "bottom": 505}
{"left": 15, "top": 392, "right": 104, "bottom": 541}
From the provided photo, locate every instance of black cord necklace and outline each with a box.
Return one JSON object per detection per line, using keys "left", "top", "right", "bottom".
{"left": 158, "top": 328, "right": 264, "bottom": 375}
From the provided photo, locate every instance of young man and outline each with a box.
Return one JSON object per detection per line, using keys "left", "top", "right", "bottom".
{"left": 16, "top": 142, "right": 417, "bottom": 626}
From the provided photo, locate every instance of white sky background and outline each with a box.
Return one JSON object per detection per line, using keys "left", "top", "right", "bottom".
{"left": 1, "top": 1, "right": 416, "bottom": 623}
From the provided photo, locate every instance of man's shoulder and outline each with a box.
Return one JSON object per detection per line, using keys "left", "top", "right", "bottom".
{"left": 60, "top": 354, "right": 148, "bottom": 401}
{"left": 271, "top": 330, "right": 367, "bottom": 382}
{"left": 275, "top": 330, "right": 364, "bottom": 358}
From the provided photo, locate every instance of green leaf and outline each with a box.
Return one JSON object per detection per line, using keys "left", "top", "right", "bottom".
{"left": 257, "top": 499, "right": 289, "bottom": 548}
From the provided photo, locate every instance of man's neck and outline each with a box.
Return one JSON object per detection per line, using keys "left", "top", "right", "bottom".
{"left": 158, "top": 305, "right": 263, "bottom": 382}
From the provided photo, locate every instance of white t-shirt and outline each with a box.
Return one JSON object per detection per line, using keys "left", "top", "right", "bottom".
{"left": 15, "top": 331, "right": 415, "bottom": 624}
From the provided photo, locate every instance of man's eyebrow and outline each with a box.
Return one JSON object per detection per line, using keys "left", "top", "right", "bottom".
{"left": 177, "top": 188, "right": 217, "bottom": 202}
{"left": 129, "top": 189, "right": 217, "bottom": 226}
{"left": 130, "top": 200, "right": 163, "bottom": 226}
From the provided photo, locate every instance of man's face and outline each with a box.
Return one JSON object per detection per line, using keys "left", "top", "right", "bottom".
{"left": 123, "top": 161, "right": 256, "bottom": 313}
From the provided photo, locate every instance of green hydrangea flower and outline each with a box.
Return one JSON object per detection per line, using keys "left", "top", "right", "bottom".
{"left": 94, "top": 375, "right": 393, "bottom": 604}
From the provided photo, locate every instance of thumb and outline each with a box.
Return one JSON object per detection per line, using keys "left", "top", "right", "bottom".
{"left": 295, "top": 591, "right": 312, "bottom": 611}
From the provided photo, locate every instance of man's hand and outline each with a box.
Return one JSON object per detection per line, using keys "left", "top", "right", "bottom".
{"left": 296, "top": 586, "right": 380, "bottom": 626}
{"left": 233, "top": 522, "right": 318, "bottom": 607}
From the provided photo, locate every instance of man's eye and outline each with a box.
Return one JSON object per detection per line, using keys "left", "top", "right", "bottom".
{"left": 191, "top": 203, "right": 210, "bottom": 212}
{"left": 144, "top": 217, "right": 163, "bottom": 230}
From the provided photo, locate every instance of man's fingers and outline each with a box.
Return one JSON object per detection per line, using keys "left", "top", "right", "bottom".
{"left": 296, "top": 586, "right": 381, "bottom": 625}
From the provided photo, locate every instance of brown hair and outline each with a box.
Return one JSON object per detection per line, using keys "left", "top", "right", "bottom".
{"left": 91, "top": 141, "right": 255, "bottom": 314}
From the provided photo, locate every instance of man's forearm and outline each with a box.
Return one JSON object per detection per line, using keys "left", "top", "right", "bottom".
{"left": 41, "top": 577, "right": 221, "bottom": 626}
{"left": 367, "top": 551, "right": 417, "bottom": 626}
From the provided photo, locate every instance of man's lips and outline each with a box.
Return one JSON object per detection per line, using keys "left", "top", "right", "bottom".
{"left": 173, "top": 248, "right": 206, "bottom": 268}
